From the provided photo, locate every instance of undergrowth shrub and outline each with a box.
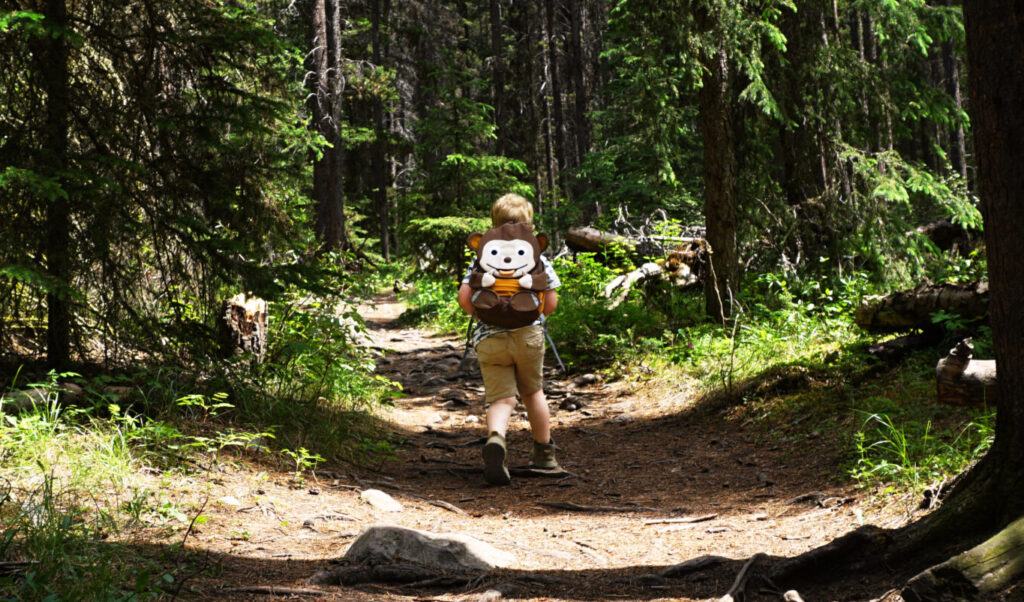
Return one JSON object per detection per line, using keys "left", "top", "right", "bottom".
{"left": 0, "top": 373, "right": 172, "bottom": 600}
{"left": 394, "top": 271, "right": 466, "bottom": 333}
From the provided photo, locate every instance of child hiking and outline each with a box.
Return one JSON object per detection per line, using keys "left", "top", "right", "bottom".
{"left": 457, "top": 193, "right": 560, "bottom": 486}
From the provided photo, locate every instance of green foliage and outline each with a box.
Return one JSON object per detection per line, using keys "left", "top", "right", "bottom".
{"left": 394, "top": 272, "right": 466, "bottom": 334}
{"left": 403, "top": 216, "right": 491, "bottom": 274}
{"left": 547, "top": 252, "right": 675, "bottom": 367}
{"left": 0, "top": 0, "right": 323, "bottom": 364}
{"left": 406, "top": 59, "right": 532, "bottom": 219}
{"left": 0, "top": 374, "right": 173, "bottom": 600}
{"left": 850, "top": 408, "right": 994, "bottom": 491}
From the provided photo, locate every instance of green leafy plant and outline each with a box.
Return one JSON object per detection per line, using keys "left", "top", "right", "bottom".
{"left": 280, "top": 447, "right": 325, "bottom": 483}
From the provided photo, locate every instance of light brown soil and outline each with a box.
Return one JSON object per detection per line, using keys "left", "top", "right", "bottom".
{"left": 166, "top": 294, "right": 918, "bottom": 601}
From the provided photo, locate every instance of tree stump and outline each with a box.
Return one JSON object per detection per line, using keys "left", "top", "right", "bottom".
{"left": 219, "top": 293, "right": 267, "bottom": 363}
{"left": 935, "top": 339, "right": 997, "bottom": 406}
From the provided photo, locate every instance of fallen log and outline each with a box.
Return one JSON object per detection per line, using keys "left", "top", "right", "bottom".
{"left": 854, "top": 281, "right": 988, "bottom": 333}
{"left": 602, "top": 240, "right": 709, "bottom": 308}
{"left": 565, "top": 225, "right": 705, "bottom": 256}
{"left": 565, "top": 226, "right": 636, "bottom": 253}
{"left": 902, "top": 514, "right": 1024, "bottom": 601}
{"left": 936, "top": 338, "right": 997, "bottom": 406}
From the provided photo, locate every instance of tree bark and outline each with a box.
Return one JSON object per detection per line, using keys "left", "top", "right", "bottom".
{"left": 34, "top": 0, "right": 72, "bottom": 368}
{"left": 564, "top": 226, "right": 635, "bottom": 253}
{"left": 218, "top": 294, "right": 268, "bottom": 363}
{"left": 489, "top": 0, "right": 505, "bottom": 155}
{"left": 903, "top": 514, "right": 1024, "bottom": 601}
{"left": 962, "top": 0, "right": 1024, "bottom": 482}
{"left": 371, "top": 0, "right": 391, "bottom": 261}
{"left": 544, "top": 0, "right": 566, "bottom": 180}
{"left": 698, "top": 43, "right": 738, "bottom": 320}
{"left": 939, "top": 0, "right": 968, "bottom": 183}
{"left": 306, "top": 0, "right": 347, "bottom": 253}
{"left": 568, "top": 0, "right": 588, "bottom": 174}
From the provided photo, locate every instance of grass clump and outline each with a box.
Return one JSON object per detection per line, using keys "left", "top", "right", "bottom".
{"left": 0, "top": 374, "right": 174, "bottom": 600}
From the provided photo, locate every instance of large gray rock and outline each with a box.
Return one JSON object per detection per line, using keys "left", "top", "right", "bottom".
{"left": 344, "top": 524, "right": 516, "bottom": 572}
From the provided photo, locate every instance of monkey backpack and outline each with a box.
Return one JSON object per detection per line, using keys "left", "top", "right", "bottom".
{"left": 466, "top": 222, "right": 550, "bottom": 329}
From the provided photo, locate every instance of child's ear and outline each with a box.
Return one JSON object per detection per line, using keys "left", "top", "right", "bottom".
{"left": 467, "top": 233, "right": 483, "bottom": 252}
{"left": 536, "top": 233, "right": 549, "bottom": 252}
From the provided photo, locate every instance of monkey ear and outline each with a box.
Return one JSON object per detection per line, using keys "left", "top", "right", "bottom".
{"left": 467, "top": 233, "right": 483, "bottom": 252}
{"left": 536, "top": 233, "right": 549, "bottom": 252}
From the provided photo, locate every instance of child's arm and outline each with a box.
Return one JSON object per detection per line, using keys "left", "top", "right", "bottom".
{"left": 457, "top": 283, "right": 476, "bottom": 315}
{"left": 542, "top": 289, "right": 558, "bottom": 316}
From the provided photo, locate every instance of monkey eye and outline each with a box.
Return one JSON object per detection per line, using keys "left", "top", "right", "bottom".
{"left": 490, "top": 249, "right": 498, "bottom": 255}
{"left": 518, "top": 250, "right": 525, "bottom": 255}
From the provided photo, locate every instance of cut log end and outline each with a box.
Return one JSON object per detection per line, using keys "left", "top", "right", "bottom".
{"left": 219, "top": 293, "right": 268, "bottom": 363}
{"left": 936, "top": 338, "right": 997, "bottom": 406}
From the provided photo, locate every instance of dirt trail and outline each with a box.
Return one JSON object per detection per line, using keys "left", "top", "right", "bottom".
{"left": 182, "top": 294, "right": 907, "bottom": 601}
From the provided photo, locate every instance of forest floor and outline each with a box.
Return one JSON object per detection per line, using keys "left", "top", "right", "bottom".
{"left": 166, "top": 294, "right": 924, "bottom": 601}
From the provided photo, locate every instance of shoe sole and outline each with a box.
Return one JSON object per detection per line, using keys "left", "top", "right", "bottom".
{"left": 482, "top": 441, "right": 510, "bottom": 485}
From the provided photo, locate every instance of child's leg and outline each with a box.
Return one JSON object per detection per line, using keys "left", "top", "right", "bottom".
{"left": 520, "top": 389, "right": 550, "bottom": 444}
{"left": 486, "top": 397, "right": 516, "bottom": 436}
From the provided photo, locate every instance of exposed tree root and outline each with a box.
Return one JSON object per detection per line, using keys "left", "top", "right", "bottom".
{"left": 770, "top": 455, "right": 1024, "bottom": 599}
{"left": 769, "top": 525, "right": 892, "bottom": 582}
{"left": 718, "top": 553, "right": 764, "bottom": 602}
{"left": 902, "top": 514, "right": 1024, "bottom": 601}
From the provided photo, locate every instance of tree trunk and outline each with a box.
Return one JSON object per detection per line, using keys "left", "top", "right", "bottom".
{"left": 540, "top": 1, "right": 558, "bottom": 199}
{"left": 564, "top": 226, "right": 635, "bottom": 253}
{"left": 568, "top": 0, "right": 588, "bottom": 173}
{"left": 34, "top": 0, "right": 72, "bottom": 368}
{"left": 544, "top": 0, "right": 566, "bottom": 180}
{"left": 903, "top": 514, "right": 1024, "bottom": 601}
{"left": 306, "top": 0, "right": 346, "bottom": 253}
{"left": 490, "top": 0, "right": 505, "bottom": 156}
{"left": 218, "top": 294, "right": 268, "bottom": 363}
{"left": 371, "top": 0, "right": 390, "bottom": 261}
{"left": 698, "top": 43, "right": 738, "bottom": 320}
{"left": 939, "top": 0, "right": 968, "bottom": 183}
{"left": 963, "top": 0, "right": 1024, "bottom": 485}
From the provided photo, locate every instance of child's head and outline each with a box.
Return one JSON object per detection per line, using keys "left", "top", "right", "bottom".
{"left": 491, "top": 193, "right": 534, "bottom": 227}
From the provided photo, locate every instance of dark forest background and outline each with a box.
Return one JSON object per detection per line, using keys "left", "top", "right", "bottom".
{"left": 1, "top": 0, "right": 980, "bottom": 370}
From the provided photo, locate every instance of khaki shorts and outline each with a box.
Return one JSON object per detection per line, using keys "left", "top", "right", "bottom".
{"left": 476, "top": 325, "right": 545, "bottom": 404}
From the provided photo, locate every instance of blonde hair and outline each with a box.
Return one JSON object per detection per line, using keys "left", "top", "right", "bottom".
{"left": 491, "top": 193, "right": 534, "bottom": 227}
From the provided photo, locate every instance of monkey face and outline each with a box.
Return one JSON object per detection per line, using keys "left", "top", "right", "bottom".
{"left": 479, "top": 238, "right": 537, "bottom": 278}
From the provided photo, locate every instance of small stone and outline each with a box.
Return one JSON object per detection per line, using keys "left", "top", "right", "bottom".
{"left": 360, "top": 489, "right": 404, "bottom": 512}
{"left": 217, "top": 495, "right": 241, "bottom": 507}
{"left": 573, "top": 373, "right": 600, "bottom": 387}
{"left": 464, "top": 415, "right": 481, "bottom": 424}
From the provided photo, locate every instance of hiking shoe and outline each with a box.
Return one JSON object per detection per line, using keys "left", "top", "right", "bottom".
{"left": 531, "top": 439, "right": 558, "bottom": 470}
{"left": 482, "top": 432, "right": 510, "bottom": 485}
